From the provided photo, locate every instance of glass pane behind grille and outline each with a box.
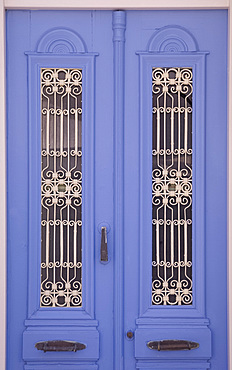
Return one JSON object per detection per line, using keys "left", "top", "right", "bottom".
{"left": 40, "top": 68, "right": 82, "bottom": 307}
{"left": 152, "top": 68, "right": 193, "bottom": 306}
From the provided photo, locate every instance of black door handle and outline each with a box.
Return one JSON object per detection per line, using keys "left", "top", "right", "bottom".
{"left": 100, "top": 226, "right": 108, "bottom": 262}
{"left": 147, "top": 340, "right": 199, "bottom": 351}
{"left": 35, "top": 340, "right": 86, "bottom": 352}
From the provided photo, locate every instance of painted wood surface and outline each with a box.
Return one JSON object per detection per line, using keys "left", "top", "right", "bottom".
{"left": 7, "top": 9, "right": 227, "bottom": 370}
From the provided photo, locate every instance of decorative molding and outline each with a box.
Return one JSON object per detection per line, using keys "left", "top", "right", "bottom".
{"left": 147, "top": 25, "right": 198, "bottom": 52}
{"left": 25, "top": 364, "right": 98, "bottom": 370}
{"left": 138, "top": 53, "right": 208, "bottom": 320}
{"left": 3, "top": 0, "right": 230, "bottom": 9}
{"left": 112, "top": 10, "right": 126, "bottom": 370}
{"left": 25, "top": 52, "right": 97, "bottom": 325}
{"left": 36, "top": 28, "right": 87, "bottom": 53}
{"left": 112, "top": 11, "right": 126, "bottom": 42}
{"left": 24, "top": 319, "right": 99, "bottom": 326}
{"left": 136, "top": 318, "right": 210, "bottom": 326}
{"left": 136, "top": 361, "right": 210, "bottom": 369}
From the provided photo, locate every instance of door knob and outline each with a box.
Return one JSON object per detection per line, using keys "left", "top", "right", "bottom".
{"left": 147, "top": 340, "right": 199, "bottom": 351}
{"left": 35, "top": 340, "right": 86, "bottom": 352}
{"left": 100, "top": 226, "right": 108, "bottom": 262}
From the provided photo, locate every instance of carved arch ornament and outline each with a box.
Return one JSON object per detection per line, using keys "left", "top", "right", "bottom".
{"left": 147, "top": 25, "right": 198, "bottom": 52}
{"left": 36, "top": 27, "right": 87, "bottom": 53}
{"left": 36, "top": 25, "right": 198, "bottom": 54}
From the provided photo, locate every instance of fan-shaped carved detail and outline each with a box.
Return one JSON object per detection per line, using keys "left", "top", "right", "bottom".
{"left": 37, "top": 28, "right": 87, "bottom": 53}
{"left": 148, "top": 26, "right": 198, "bottom": 52}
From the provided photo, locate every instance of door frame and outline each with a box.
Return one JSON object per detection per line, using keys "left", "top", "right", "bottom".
{"left": 1, "top": 1, "right": 231, "bottom": 369}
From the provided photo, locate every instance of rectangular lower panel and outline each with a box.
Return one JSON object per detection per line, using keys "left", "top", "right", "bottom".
{"left": 135, "top": 327, "right": 211, "bottom": 360}
{"left": 23, "top": 328, "right": 99, "bottom": 362}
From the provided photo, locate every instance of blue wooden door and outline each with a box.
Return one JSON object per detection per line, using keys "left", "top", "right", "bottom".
{"left": 7, "top": 9, "right": 227, "bottom": 370}
{"left": 123, "top": 10, "right": 227, "bottom": 370}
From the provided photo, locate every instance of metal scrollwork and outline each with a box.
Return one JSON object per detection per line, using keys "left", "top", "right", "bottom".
{"left": 40, "top": 68, "right": 82, "bottom": 307}
{"left": 152, "top": 67, "right": 193, "bottom": 306}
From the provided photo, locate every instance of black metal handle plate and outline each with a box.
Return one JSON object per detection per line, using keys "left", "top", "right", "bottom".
{"left": 147, "top": 340, "right": 199, "bottom": 351}
{"left": 35, "top": 340, "right": 86, "bottom": 352}
{"left": 100, "top": 226, "right": 108, "bottom": 262}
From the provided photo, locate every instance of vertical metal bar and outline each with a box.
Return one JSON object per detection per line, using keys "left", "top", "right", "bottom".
{"left": 156, "top": 222, "right": 160, "bottom": 265}
{"left": 171, "top": 221, "right": 174, "bottom": 265}
{"left": 184, "top": 108, "right": 188, "bottom": 152}
{"left": 184, "top": 221, "right": 188, "bottom": 264}
{"left": 67, "top": 71, "right": 70, "bottom": 306}
{"left": 171, "top": 108, "right": 174, "bottom": 153}
{"left": 184, "top": 92, "right": 188, "bottom": 268}
{"left": 112, "top": 10, "right": 126, "bottom": 370}
{"left": 74, "top": 222, "right": 77, "bottom": 266}
{"left": 60, "top": 222, "right": 63, "bottom": 266}
{"left": 46, "top": 109, "right": 49, "bottom": 154}
{"left": 46, "top": 222, "right": 49, "bottom": 267}
{"left": 163, "top": 73, "right": 167, "bottom": 285}
{"left": 75, "top": 110, "right": 78, "bottom": 154}
{"left": 157, "top": 108, "right": 160, "bottom": 153}
{"left": 53, "top": 71, "right": 57, "bottom": 305}
{"left": 177, "top": 69, "right": 181, "bottom": 304}
{"left": 60, "top": 111, "right": 63, "bottom": 153}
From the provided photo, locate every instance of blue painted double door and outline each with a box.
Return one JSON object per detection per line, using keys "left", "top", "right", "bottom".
{"left": 7, "top": 9, "right": 227, "bottom": 370}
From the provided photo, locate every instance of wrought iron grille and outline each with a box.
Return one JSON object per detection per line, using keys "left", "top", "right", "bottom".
{"left": 152, "top": 67, "right": 192, "bottom": 305}
{"left": 40, "top": 68, "right": 82, "bottom": 307}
